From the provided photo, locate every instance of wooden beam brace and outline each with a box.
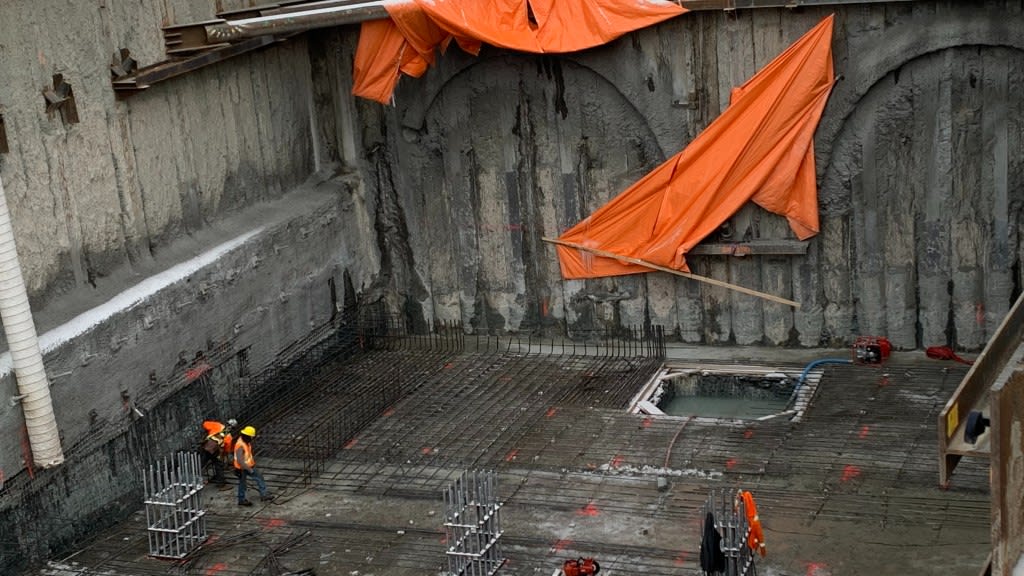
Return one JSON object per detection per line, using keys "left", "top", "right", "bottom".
{"left": 542, "top": 237, "right": 799, "bottom": 308}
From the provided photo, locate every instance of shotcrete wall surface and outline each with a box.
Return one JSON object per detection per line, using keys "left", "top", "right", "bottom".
{"left": 313, "top": 1, "right": 1024, "bottom": 349}
{"left": 0, "top": 0, "right": 313, "bottom": 313}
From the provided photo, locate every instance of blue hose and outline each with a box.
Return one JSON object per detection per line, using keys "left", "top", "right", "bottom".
{"left": 788, "top": 358, "right": 852, "bottom": 406}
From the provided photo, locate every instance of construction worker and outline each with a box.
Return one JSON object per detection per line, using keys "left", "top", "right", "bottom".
{"left": 233, "top": 425, "right": 273, "bottom": 506}
{"left": 200, "top": 418, "right": 236, "bottom": 487}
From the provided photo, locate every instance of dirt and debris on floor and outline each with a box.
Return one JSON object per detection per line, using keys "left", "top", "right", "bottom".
{"left": 35, "top": 342, "right": 990, "bottom": 576}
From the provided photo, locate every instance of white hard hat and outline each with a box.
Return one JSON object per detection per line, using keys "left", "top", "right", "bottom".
{"left": 227, "top": 418, "right": 238, "bottom": 427}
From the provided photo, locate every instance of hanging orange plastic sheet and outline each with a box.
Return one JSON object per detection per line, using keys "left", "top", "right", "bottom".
{"left": 352, "top": 0, "right": 687, "bottom": 103}
{"left": 555, "top": 15, "right": 835, "bottom": 279}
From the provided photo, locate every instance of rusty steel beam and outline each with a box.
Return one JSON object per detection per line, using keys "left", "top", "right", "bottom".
{"left": 113, "top": 37, "right": 278, "bottom": 97}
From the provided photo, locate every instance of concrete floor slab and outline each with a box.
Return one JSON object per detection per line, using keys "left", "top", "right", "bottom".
{"left": 34, "top": 346, "right": 990, "bottom": 576}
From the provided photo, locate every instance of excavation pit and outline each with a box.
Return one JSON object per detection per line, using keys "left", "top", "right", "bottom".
{"left": 633, "top": 367, "right": 802, "bottom": 421}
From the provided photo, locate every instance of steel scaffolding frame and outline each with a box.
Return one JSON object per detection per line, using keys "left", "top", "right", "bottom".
{"left": 143, "top": 451, "right": 207, "bottom": 559}
{"left": 443, "top": 470, "right": 505, "bottom": 576}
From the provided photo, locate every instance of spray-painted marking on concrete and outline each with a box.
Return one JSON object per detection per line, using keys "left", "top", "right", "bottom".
{"left": 551, "top": 538, "right": 572, "bottom": 552}
{"left": 204, "top": 562, "right": 229, "bottom": 575}
{"left": 840, "top": 464, "right": 861, "bottom": 482}
{"left": 504, "top": 449, "right": 519, "bottom": 462}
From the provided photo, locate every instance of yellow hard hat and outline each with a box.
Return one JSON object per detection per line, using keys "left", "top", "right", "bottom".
{"left": 240, "top": 425, "right": 257, "bottom": 437}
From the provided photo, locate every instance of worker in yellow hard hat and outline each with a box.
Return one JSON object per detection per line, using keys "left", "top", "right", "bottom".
{"left": 233, "top": 425, "right": 273, "bottom": 506}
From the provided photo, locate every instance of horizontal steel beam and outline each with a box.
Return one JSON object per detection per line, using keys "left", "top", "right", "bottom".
{"left": 129, "top": 0, "right": 916, "bottom": 94}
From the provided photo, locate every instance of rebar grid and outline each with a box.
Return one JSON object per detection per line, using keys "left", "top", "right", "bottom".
{"left": 444, "top": 470, "right": 505, "bottom": 576}
{"left": 143, "top": 451, "right": 206, "bottom": 559}
{"left": 236, "top": 314, "right": 664, "bottom": 483}
{"left": 701, "top": 489, "right": 757, "bottom": 576}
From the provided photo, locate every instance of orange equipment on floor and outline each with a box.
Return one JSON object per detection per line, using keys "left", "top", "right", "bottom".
{"left": 853, "top": 336, "right": 892, "bottom": 365}
{"left": 562, "top": 557, "right": 600, "bottom": 576}
{"left": 739, "top": 490, "right": 767, "bottom": 558}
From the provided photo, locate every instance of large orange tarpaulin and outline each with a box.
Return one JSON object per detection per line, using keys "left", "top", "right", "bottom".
{"left": 353, "top": 0, "right": 687, "bottom": 103}
{"left": 556, "top": 15, "right": 835, "bottom": 279}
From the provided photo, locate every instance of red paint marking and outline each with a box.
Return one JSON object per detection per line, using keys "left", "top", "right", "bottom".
{"left": 421, "top": 446, "right": 433, "bottom": 455}
{"left": 541, "top": 297, "right": 549, "bottom": 317}
{"left": 674, "top": 551, "right": 688, "bottom": 566}
{"left": 840, "top": 464, "right": 861, "bottom": 482}
{"left": 578, "top": 502, "right": 600, "bottom": 517}
{"left": 806, "top": 561, "right": 829, "bottom": 576}
{"left": 504, "top": 449, "right": 519, "bottom": 462}
{"left": 505, "top": 223, "right": 523, "bottom": 231}
{"left": 444, "top": 362, "right": 454, "bottom": 369}
{"left": 725, "top": 458, "right": 737, "bottom": 470}
{"left": 261, "top": 518, "right": 287, "bottom": 529}
{"left": 610, "top": 455, "right": 624, "bottom": 468}
{"left": 552, "top": 538, "right": 572, "bottom": 552}
{"left": 546, "top": 407, "right": 558, "bottom": 418}
{"left": 976, "top": 302, "right": 986, "bottom": 326}
{"left": 878, "top": 376, "right": 890, "bottom": 387}
{"left": 343, "top": 438, "right": 358, "bottom": 449}
{"left": 744, "top": 429, "right": 754, "bottom": 439}
{"left": 205, "top": 562, "right": 228, "bottom": 576}
{"left": 641, "top": 417, "right": 652, "bottom": 428}
{"left": 382, "top": 407, "right": 395, "bottom": 417}
{"left": 858, "top": 425, "right": 869, "bottom": 439}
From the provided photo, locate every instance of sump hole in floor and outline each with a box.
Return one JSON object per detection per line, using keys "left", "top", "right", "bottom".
{"left": 656, "top": 371, "right": 795, "bottom": 420}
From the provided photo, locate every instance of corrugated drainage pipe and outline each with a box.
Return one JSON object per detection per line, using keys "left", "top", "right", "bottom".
{"left": 0, "top": 172, "right": 64, "bottom": 467}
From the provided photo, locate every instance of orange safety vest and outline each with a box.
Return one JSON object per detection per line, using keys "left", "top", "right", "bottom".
{"left": 741, "top": 491, "right": 767, "bottom": 557}
{"left": 233, "top": 438, "right": 255, "bottom": 470}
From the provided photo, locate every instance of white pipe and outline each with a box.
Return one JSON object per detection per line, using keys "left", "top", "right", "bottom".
{"left": 0, "top": 172, "right": 64, "bottom": 467}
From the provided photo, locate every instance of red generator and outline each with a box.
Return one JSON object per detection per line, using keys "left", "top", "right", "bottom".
{"left": 563, "top": 557, "right": 600, "bottom": 576}
{"left": 853, "top": 336, "right": 892, "bottom": 365}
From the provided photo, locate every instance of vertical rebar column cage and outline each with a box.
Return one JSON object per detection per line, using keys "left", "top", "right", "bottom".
{"left": 143, "top": 451, "right": 207, "bottom": 559}
{"left": 701, "top": 489, "right": 757, "bottom": 576}
{"left": 443, "top": 470, "right": 505, "bottom": 576}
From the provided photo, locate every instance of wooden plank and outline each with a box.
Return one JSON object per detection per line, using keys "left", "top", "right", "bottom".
{"left": 938, "top": 291, "right": 1024, "bottom": 487}
{"left": 542, "top": 237, "right": 800, "bottom": 308}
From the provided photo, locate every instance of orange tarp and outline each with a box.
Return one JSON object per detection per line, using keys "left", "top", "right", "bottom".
{"left": 353, "top": 0, "right": 686, "bottom": 103}
{"left": 556, "top": 15, "right": 835, "bottom": 279}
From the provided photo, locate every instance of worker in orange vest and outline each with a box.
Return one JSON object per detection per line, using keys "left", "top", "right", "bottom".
{"left": 233, "top": 425, "right": 273, "bottom": 506}
{"left": 200, "top": 418, "right": 236, "bottom": 488}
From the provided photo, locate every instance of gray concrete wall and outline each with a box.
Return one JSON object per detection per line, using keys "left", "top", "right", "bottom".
{"left": 316, "top": 1, "right": 1024, "bottom": 350}
{"left": 0, "top": 0, "right": 313, "bottom": 309}
{"left": 0, "top": 1, "right": 381, "bottom": 559}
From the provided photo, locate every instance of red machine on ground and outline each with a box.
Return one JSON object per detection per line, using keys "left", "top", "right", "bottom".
{"left": 853, "top": 336, "right": 891, "bottom": 365}
{"left": 562, "top": 557, "right": 600, "bottom": 576}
